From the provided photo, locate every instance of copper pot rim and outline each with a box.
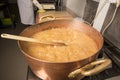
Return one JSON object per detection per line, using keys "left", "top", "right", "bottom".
{"left": 18, "top": 19, "right": 104, "bottom": 64}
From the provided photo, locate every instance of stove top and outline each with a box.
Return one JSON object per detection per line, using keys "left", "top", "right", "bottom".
{"left": 27, "top": 40, "right": 120, "bottom": 80}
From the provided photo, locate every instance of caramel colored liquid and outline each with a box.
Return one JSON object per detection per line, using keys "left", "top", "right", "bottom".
{"left": 25, "top": 28, "right": 98, "bottom": 62}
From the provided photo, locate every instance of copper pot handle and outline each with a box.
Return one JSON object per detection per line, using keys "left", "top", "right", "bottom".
{"left": 40, "top": 15, "right": 56, "bottom": 22}
{"left": 68, "top": 59, "right": 111, "bottom": 78}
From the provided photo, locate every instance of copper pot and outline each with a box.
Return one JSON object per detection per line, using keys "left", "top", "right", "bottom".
{"left": 18, "top": 20, "right": 111, "bottom": 80}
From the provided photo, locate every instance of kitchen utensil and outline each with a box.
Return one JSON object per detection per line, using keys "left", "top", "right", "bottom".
{"left": 1, "top": 33, "right": 67, "bottom": 46}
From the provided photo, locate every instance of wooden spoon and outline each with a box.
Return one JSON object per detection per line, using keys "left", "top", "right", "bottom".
{"left": 1, "top": 33, "right": 67, "bottom": 46}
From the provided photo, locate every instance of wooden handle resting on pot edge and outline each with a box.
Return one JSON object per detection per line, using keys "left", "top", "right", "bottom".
{"left": 68, "top": 59, "right": 111, "bottom": 78}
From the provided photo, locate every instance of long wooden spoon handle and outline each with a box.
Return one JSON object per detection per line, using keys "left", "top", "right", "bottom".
{"left": 1, "top": 33, "right": 67, "bottom": 46}
{"left": 1, "top": 33, "right": 40, "bottom": 43}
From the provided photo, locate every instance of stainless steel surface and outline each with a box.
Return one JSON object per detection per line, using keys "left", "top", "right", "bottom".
{"left": 0, "top": 23, "right": 28, "bottom": 80}
{"left": 105, "top": 75, "right": 120, "bottom": 80}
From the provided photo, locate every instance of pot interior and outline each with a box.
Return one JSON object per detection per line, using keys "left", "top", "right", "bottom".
{"left": 18, "top": 20, "right": 103, "bottom": 63}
